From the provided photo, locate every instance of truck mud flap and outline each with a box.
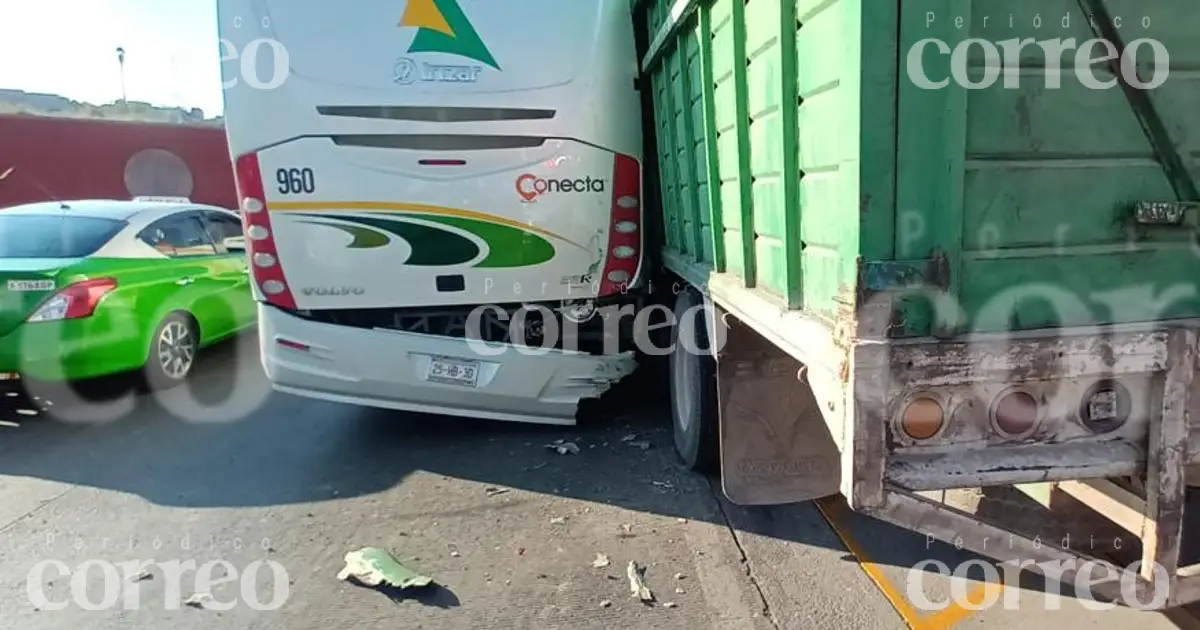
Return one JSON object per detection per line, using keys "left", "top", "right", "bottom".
{"left": 716, "top": 313, "right": 841, "bottom": 505}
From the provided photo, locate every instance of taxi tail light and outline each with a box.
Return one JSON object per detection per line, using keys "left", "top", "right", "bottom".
{"left": 234, "top": 152, "right": 297, "bottom": 310}
{"left": 27, "top": 278, "right": 118, "bottom": 322}
{"left": 597, "top": 152, "right": 642, "bottom": 297}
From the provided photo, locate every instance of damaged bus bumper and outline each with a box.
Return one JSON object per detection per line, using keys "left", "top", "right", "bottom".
{"left": 258, "top": 304, "right": 637, "bottom": 425}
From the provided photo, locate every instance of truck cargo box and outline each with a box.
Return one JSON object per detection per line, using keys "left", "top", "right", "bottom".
{"left": 638, "top": 0, "right": 1200, "bottom": 338}
{"left": 637, "top": 0, "right": 1200, "bottom": 610}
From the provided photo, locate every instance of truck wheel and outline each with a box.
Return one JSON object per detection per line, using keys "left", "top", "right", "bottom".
{"left": 669, "top": 287, "right": 719, "bottom": 472}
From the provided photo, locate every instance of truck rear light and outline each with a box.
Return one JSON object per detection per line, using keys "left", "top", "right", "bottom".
{"left": 991, "top": 389, "right": 1041, "bottom": 438}
{"left": 234, "top": 153, "right": 297, "bottom": 310}
{"left": 598, "top": 153, "right": 642, "bottom": 297}
{"left": 1079, "top": 380, "right": 1131, "bottom": 433}
{"left": 27, "top": 278, "right": 118, "bottom": 322}
{"left": 899, "top": 396, "right": 944, "bottom": 440}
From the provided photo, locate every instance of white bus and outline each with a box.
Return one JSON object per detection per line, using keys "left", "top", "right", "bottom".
{"left": 218, "top": 0, "right": 645, "bottom": 424}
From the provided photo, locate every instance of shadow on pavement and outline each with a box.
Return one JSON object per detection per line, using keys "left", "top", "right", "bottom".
{"left": 0, "top": 336, "right": 1151, "bottom": 604}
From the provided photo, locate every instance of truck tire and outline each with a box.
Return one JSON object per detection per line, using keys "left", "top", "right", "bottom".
{"left": 669, "top": 287, "right": 719, "bottom": 472}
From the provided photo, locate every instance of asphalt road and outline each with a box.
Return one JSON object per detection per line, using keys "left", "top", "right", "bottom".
{"left": 0, "top": 334, "right": 1189, "bottom": 629}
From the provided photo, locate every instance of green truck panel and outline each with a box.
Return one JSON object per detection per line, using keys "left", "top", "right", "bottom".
{"left": 637, "top": 0, "right": 1200, "bottom": 337}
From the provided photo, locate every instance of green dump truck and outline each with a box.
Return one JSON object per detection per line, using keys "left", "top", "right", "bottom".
{"left": 635, "top": 0, "right": 1200, "bottom": 609}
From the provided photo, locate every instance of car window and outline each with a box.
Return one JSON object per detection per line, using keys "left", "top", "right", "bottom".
{"left": 140, "top": 215, "right": 217, "bottom": 258}
{"left": 202, "top": 211, "right": 244, "bottom": 245}
{"left": 0, "top": 215, "right": 126, "bottom": 259}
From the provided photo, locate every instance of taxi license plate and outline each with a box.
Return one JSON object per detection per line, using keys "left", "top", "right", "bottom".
{"left": 426, "top": 358, "right": 480, "bottom": 388}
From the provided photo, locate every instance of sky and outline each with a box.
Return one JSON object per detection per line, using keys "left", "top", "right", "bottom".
{"left": 0, "top": 0, "right": 225, "bottom": 116}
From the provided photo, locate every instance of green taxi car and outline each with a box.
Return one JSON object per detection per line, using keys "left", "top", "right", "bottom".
{"left": 0, "top": 199, "right": 256, "bottom": 389}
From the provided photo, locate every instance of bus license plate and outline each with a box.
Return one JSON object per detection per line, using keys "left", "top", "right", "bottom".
{"left": 426, "top": 358, "right": 480, "bottom": 388}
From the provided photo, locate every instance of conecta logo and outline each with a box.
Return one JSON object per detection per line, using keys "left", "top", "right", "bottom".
{"left": 516, "top": 174, "right": 607, "bottom": 203}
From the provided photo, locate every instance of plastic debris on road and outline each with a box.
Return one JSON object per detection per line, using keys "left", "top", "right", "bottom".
{"left": 183, "top": 593, "right": 212, "bottom": 609}
{"left": 337, "top": 547, "right": 433, "bottom": 589}
{"left": 626, "top": 561, "right": 654, "bottom": 602}
{"left": 545, "top": 440, "right": 581, "bottom": 455}
{"left": 592, "top": 553, "right": 611, "bottom": 568}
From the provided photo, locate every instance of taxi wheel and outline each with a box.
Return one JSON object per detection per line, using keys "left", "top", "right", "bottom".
{"left": 144, "top": 312, "right": 199, "bottom": 391}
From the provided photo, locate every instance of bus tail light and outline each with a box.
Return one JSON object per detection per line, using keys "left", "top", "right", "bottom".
{"left": 234, "top": 153, "right": 297, "bottom": 310}
{"left": 598, "top": 153, "right": 641, "bottom": 297}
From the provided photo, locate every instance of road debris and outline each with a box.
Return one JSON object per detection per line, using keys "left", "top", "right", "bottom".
{"left": 618, "top": 524, "right": 636, "bottom": 539}
{"left": 664, "top": 602, "right": 677, "bottom": 608}
{"left": 652, "top": 481, "right": 675, "bottom": 490}
{"left": 592, "top": 553, "right": 611, "bottom": 568}
{"left": 550, "top": 516, "right": 567, "bottom": 525}
{"left": 545, "top": 440, "right": 581, "bottom": 455}
{"left": 130, "top": 570, "right": 153, "bottom": 583}
{"left": 628, "top": 441, "right": 651, "bottom": 450}
{"left": 626, "top": 561, "right": 654, "bottom": 602}
{"left": 621, "top": 434, "right": 637, "bottom": 442}
{"left": 675, "top": 587, "right": 685, "bottom": 594}
{"left": 336, "top": 547, "right": 433, "bottom": 590}
{"left": 485, "top": 487, "right": 510, "bottom": 497}
{"left": 183, "top": 593, "right": 212, "bottom": 609}
{"left": 674, "top": 572, "right": 687, "bottom": 580}
{"left": 600, "top": 599, "right": 613, "bottom": 608}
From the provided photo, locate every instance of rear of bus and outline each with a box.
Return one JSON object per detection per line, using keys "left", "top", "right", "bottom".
{"left": 218, "top": 0, "right": 643, "bottom": 424}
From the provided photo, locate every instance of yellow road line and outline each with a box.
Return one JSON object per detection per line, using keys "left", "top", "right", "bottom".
{"left": 815, "top": 497, "right": 999, "bottom": 630}
{"left": 269, "top": 200, "right": 590, "bottom": 251}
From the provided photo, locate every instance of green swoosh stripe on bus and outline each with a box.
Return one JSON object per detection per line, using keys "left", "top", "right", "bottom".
{"left": 300, "top": 213, "right": 556, "bottom": 269}
{"left": 297, "top": 221, "right": 391, "bottom": 249}
{"left": 310, "top": 215, "right": 479, "bottom": 266}
{"left": 388, "top": 213, "right": 556, "bottom": 268}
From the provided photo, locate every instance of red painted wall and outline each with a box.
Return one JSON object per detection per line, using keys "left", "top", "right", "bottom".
{"left": 0, "top": 114, "right": 236, "bottom": 209}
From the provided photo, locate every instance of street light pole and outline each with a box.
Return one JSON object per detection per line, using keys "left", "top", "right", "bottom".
{"left": 116, "top": 47, "right": 127, "bottom": 106}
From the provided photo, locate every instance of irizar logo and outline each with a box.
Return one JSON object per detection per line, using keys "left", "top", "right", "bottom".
{"left": 398, "top": 0, "right": 499, "bottom": 69}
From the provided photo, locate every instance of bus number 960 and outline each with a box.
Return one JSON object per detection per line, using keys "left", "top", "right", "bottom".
{"left": 276, "top": 168, "right": 316, "bottom": 195}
